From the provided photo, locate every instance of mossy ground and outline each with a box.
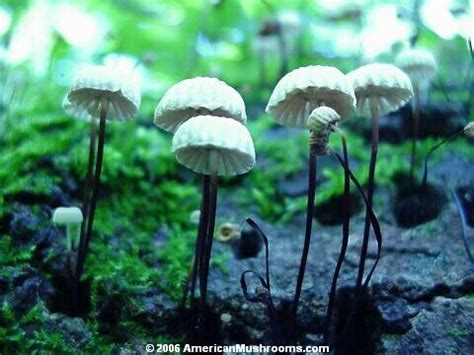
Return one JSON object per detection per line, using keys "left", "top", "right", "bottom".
{"left": 1, "top": 77, "right": 473, "bottom": 351}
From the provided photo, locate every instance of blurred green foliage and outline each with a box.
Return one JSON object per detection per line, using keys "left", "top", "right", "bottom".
{"left": 0, "top": 0, "right": 473, "bottom": 351}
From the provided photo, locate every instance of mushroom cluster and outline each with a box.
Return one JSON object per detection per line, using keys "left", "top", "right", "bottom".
{"left": 154, "top": 77, "right": 255, "bottom": 333}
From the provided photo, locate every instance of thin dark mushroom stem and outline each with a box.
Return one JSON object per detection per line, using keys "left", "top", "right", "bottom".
{"left": 199, "top": 174, "right": 218, "bottom": 322}
{"left": 323, "top": 127, "right": 350, "bottom": 343}
{"left": 74, "top": 101, "right": 108, "bottom": 297}
{"left": 331, "top": 150, "right": 383, "bottom": 352}
{"left": 292, "top": 144, "right": 317, "bottom": 320}
{"left": 452, "top": 190, "right": 474, "bottom": 263}
{"left": 409, "top": 85, "right": 420, "bottom": 179}
{"left": 79, "top": 116, "right": 97, "bottom": 259}
{"left": 356, "top": 98, "right": 379, "bottom": 290}
{"left": 183, "top": 175, "right": 211, "bottom": 308}
{"left": 420, "top": 129, "right": 464, "bottom": 192}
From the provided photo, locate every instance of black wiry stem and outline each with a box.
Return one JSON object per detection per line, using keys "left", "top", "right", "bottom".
{"left": 356, "top": 98, "right": 379, "bottom": 290}
{"left": 420, "top": 129, "right": 464, "bottom": 192}
{"left": 409, "top": 86, "right": 420, "bottom": 179}
{"left": 199, "top": 174, "right": 218, "bottom": 332}
{"left": 74, "top": 102, "right": 107, "bottom": 294}
{"left": 452, "top": 190, "right": 474, "bottom": 263}
{"left": 330, "top": 150, "right": 383, "bottom": 352}
{"left": 292, "top": 148, "right": 317, "bottom": 321}
{"left": 78, "top": 116, "right": 97, "bottom": 262}
{"left": 323, "top": 129, "right": 350, "bottom": 343}
{"left": 182, "top": 175, "right": 211, "bottom": 308}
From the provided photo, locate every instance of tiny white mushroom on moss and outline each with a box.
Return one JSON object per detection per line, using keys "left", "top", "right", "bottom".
{"left": 154, "top": 77, "right": 247, "bottom": 133}
{"left": 52, "top": 207, "right": 83, "bottom": 253}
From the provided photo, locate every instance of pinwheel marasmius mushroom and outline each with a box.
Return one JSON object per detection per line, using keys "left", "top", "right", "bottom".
{"left": 347, "top": 63, "right": 413, "bottom": 291}
{"left": 154, "top": 76, "right": 248, "bottom": 309}
{"left": 396, "top": 48, "right": 437, "bottom": 177}
{"left": 172, "top": 114, "right": 255, "bottom": 331}
{"left": 64, "top": 64, "right": 140, "bottom": 311}
{"left": 266, "top": 65, "right": 355, "bottom": 321}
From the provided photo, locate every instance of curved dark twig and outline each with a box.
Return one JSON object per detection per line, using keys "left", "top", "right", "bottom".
{"left": 240, "top": 218, "right": 276, "bottom": 315}
{"left": 451, "top": 190, "right": 474, "bottom": 263}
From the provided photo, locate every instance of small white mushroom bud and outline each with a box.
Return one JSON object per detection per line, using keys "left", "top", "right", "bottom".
{"left": 217, "top": 222, "right": 240, "bottom": 243}
{"left": 190, "top": 210, "right": 201, "bottom": 224}
{"left": 464, "top": 122, "right": 474, "bottom": 139}
{"left": 307, "top": 107, "right": 341, "bottom": 156}
{"left": 52, "top": 207, "right": 84, "bottom": 253}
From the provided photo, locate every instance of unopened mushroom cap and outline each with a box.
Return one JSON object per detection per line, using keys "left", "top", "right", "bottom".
{"left": 154, "top": 77, "right": 247, "bottom": 133}
{"left": 52, "top": 207, "right": 83, "bottom": 225}
{"left": 266, "top": 65, "right": 355, "bottom": 128}
{"left": 395, "top": 48, "right": 437, "bottom": 86}
{"left": 172, "top": 115, "right": 255, "bottom": 176}
{"left": 307, "top": 106, "right": 341, "bottom": 134}
{"left": 464, "top": 122, "right": 474, "bottom": 139}
{"left": 347, "top": 63, "right": 413, "bottom": 117}
{"left": 66, "top": 65, "right": 141, "bottom": 121}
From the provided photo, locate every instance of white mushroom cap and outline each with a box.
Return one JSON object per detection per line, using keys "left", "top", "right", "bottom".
{"left": 154, "top": 77, "right": 247, "bottom": 133}
{"left": 172, "top": 115, "right": 255, "bottom": 176}
{"left": 62, "top": 96, "right": 90, "bottom": 120}
{"left": 347, "top": 63, "right": 413, "bottom": 117}
{"left": 52, "top": 207, "right": 84, "bottom": 225}
{"left": 395, "top": 48, "right": 437, "bottom": 86}
{"left": 464, "top": 122, "right": 474, "bottom": 139}
{"left": 307, "top": 106, "right": 341, "bottom": 134}
{"left": 66, "top": 65, "right": 141, "bottom": 121}
{"left": 265, "top": 65, "right": 356, "bottom": 128}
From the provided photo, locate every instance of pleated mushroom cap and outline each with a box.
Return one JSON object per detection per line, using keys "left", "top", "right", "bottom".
{"left": 265, "top": 65, "right": 355, "bottom": 128}
{"left": 52, "top": 207, "right": 83, "bottom": 225}
{"left": 172, "top": 115, "right": 255, "bottom": 176}
{"left": 62, "top": 96, "right": 90, "bottom": 120}
{"left": 154, "top": 77, "right": 247, "bottom": 133}
{"left": 66, "top": 65, "right": 141, "bottom": 121}
{"left": 307, "top": 106, "right": 341, "bottom": 134}
{"left": 348, "top": 63, "right": 413, "bottom": 117}
{"left": 395, "top": 48, "right": 437, "bottom": 86}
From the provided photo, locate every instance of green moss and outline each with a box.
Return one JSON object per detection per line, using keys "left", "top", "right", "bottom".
{"left": 447, "top": 327, "right": 469, "bottom": 338}
{"left": 0, "top": 235, "right": 35, "bottom": 268}
{"left": 0, "top": 302, "right": 48, "bottom": 354}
